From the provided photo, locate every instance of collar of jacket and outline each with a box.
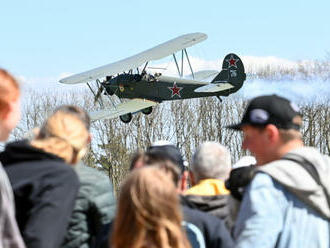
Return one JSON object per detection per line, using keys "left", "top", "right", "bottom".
{"left": 0, "top": 139, "right": 64, "bottom": 166}
{"left": 185, "top": 179, "right": 229, "bottom": 196}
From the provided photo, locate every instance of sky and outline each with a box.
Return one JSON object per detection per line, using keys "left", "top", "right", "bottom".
{"left": 1, "top": 0, "right": 330, "bottom": 96}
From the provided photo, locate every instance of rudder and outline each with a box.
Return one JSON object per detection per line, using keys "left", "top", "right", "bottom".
{"left": 211, "top": 53, "right": 246, "bottom": 95}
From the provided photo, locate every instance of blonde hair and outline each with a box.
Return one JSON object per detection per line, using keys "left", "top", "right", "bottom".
{"left": 31, "top": 109, "right": 89, "bottom": 164}
{"left": 111, "top": 166, "right": 191, "bottom": 248}
{"left": 0, "top": 69, "right": 19, "bottom": 119}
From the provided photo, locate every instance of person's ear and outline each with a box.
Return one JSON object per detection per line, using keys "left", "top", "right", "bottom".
{"left": 266, "top": 124, "right": 280, "bottom": 143}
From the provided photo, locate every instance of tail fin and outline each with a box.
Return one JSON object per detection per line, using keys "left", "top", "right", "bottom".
{"left": 211, "top": 53, "right": 246, "bottom": 95}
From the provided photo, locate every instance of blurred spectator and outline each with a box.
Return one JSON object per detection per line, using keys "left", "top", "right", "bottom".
{"left": 0, "top": 69, "right": 26, "bottom": 248}
{"left": 55, "top": 106, "right": 116, "bottom": 248}
{"left": 111, "top": 166, "right": 191, "bottom": 248}
{"left": 145, "top": 141, "right": 234, "bottom": 248}
{"left": 0, "top": 106, "right": 90, "bottom": 248}
{"left": 184, "top": 142, "right": 231, "bottom": 220}
{"left": 225, "top": 156, "right": 256, "bottom": 201}
{"left": 225, "top": 156, "right": 256, "bottom": 232}
{"left": 227, "top": 94, "right": 330, "bottom": 247}
{"left": 146, "top": 140, "right": 188, "bottom": 192}
{"left": 129, "top": 149, "right": 145, "bottom": 171}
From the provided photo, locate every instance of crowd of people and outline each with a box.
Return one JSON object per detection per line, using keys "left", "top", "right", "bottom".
{"left": 0, "top": 68, "right": 329, "bottom": 248}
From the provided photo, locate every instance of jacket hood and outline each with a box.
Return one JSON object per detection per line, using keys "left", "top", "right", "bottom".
{"left": 181, "top": 194, "right": 229, "bottom": 220}
{"left": 184, "top": 194, "right": 228, "bottom": 215}
{"left": 183, "top": 179, "right": 229, "bottom": 220}
{"left": 258, "top": 146, "right": 330, "bottom": 219}
{"left": 0, "top": 140, "right": 63, "bottom": 166}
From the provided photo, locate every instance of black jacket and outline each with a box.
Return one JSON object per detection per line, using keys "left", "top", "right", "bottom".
{"left": 182, "top": 194, "right": 229, "bottom": 220}
{"left": 181, "top": 197, "right": 233, "bottom": 248}
{"left": 0, "top": 140, "right": 80, "bottom": 248}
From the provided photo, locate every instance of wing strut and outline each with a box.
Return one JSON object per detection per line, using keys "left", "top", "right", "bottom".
{"left": 142, "top": 62, "right": 148, "bottom": 73}
{"left": 173, "top": 54, "right": 181, "bottom": 77}
{"left": 184, "top": 49, "right": 194, "bottom": 79}
{"left": 181, "top": 50, "right": 184, "bottom": 77}
{"left": 172, "top": 49, "right": 195, "bottom": 78}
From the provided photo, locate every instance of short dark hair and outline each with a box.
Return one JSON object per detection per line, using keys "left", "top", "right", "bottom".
{"left": 145, "top": 159, "right": 181, "bottom": 186}
{"left": 145, "top": 143, "right": 185, "bottom": 173}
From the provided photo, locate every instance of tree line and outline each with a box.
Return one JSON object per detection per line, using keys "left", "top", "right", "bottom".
{"left": 10, "top": 88, "right": 330, "bottom": 192}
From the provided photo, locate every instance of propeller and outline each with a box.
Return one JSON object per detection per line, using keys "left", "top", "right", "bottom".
{"left": 94, "top": 86, "right": 104, "bottom": 104}
{"left": 93, "top": 78, "right": 108, "bottom": 105}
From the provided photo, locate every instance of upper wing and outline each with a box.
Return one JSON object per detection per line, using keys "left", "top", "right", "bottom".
{"left": 194, "top": 83, "right": 234, "bottom": 93}
{"left": 60, "top": 33, "right": 207, "bottom": 84}
{"left": 89, "top": 98, "right": 158, "bottom": 121}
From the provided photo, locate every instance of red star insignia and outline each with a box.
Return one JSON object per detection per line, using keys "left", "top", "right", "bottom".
{"left": 226, "top": 55, "right": 239, "bottom": 68}
{"left": 168, "top": 82, "right": 183, "bottom": 98}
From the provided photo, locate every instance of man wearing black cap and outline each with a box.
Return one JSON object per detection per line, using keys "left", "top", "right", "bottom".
{"left": 227, "top": 95, "right": 330, "bottom": 248}
{"left": 146, "top": 140, "right": 188, "bottom": 191}
{"left": 146, "top": 141, "right": 234, "bottom": 248}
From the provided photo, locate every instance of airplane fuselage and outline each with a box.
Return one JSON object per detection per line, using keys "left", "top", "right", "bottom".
{"left": 104, "top": 74, "right": 236, "bottom": 102}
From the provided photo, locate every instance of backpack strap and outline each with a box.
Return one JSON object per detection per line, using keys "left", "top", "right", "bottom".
{"left": 281, "top": 154, "right": 321, "bottom": 185}
{"left": 281, "top": 153, "right": 330, "bottom": 209}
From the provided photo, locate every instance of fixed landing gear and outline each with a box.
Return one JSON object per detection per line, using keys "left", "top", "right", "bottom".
{"left": 141, "top": 106, "right": 152, "bottom": 115}
{"left": 119, "top": 107, "right": 153, "bottom": 123}
{"left": 119, "top": 113, "right": 132, "bottom": 123}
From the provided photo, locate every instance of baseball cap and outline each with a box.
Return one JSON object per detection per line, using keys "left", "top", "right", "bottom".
{"left": 227, "top": 94, "right": 302, "bottom": 131}
{"left": 146, "top": 141, "right": 185, "bottom": 173}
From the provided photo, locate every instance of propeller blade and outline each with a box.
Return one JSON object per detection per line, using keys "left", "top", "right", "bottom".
{"left": 94, "top": 86, "right": 104, "bottom": 104}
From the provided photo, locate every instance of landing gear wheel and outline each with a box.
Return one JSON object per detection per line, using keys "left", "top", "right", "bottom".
{"left": 142, "top": 107, "right": 152, "bottom": 115}
{"left": 119, "top": 113, "right": 132, "bottom": 123}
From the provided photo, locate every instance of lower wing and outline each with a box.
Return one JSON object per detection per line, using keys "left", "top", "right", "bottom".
{"left": 89, "top": 98, "right": 158, "bottom": 121}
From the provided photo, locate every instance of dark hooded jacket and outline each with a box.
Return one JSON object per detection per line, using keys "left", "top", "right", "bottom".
{"left": 0, "top": 140, "right": 80, "bottom": 248}
{"left": 61, "top": 164, "right": 116, "bottom": 248}
{"left": 182, "top": 179, "right": 231, "bottom": 230}
{"left": 181, "top": 197, "right": 234, "bottom": 248}
{"left": 183, "top": 193, "right": 229, "bottom": 220}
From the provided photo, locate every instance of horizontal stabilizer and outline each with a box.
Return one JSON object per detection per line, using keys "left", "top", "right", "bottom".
{"left": 186, "top": 70, "right": 219, "bottom": 81}
{"left": 194, "top": 83, "right": 234, "bottom": 93}
{"left": 89, "top": 98, "right": 158, "bottom": 121}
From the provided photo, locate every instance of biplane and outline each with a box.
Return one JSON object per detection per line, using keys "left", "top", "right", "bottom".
{"left": 59, "top": 33, "right": 246, "bottom": 123}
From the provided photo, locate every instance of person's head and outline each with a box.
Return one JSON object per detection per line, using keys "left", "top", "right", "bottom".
{"left": 227, "top": 94, "right": 303, "bottom": 165}
{"left": 145, "top": 141, "right": 188, "bottom": 192}
{"left": 111, "top": 166, "right": 190, "bottom": 248}
{"left": 0, "top": 69, "right": 21, "bottom": 141}
{"left": 31, "top": 105, "right": 90, "bottom": 165}
{"left": 191, "top": 142, "right": 231, "bottom": 184}
{"left": 232, "top": 156, "right": 256, "bottom": 169}
{"left": 129, "top": 150, "right": 146, "bottom": 171}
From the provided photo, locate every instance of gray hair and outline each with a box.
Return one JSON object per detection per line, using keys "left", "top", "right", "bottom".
{"left": 191, "top": 142, "right": 231, "bottom": 181}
